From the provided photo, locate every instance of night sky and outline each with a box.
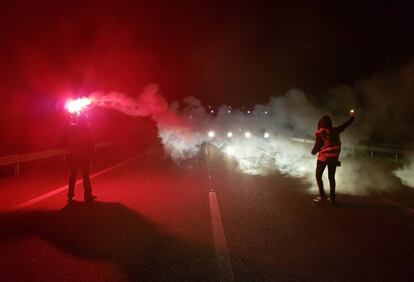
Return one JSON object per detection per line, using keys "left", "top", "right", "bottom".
{"left": 1, "top": 0, "right": 414, "bottom": 153}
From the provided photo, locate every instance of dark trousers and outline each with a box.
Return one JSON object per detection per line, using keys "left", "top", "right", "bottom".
{"left": 68, "top": 158, "right": 92, "bottom": 199}
{"left": 316, "top": 160, "right": 337, "bottom": 199}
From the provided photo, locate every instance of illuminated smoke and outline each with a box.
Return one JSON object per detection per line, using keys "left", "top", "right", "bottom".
{"left": 394, "top": 155, "right": 414, "bottom": 188}
{"left": 325, "top": 60, "right": 414, "bottom": 189}
{"left": 90, "top": 84, "right": 207, "bottom": 160}
{"left": 89, "top": 83, "right": 412, "bottom": 194}
{"left": 90, "top": 84, "right": 168, "bottom": 116}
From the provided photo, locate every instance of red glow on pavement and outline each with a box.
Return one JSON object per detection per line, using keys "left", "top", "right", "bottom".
{"left": 65, "top": 97, "right": 92, "bottom": 114}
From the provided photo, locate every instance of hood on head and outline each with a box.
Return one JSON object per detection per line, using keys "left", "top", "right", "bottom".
{"left": 318, "top": 115, "right": 332, "bottom": 129}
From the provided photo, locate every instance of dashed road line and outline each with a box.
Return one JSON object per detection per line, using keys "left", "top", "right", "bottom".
{"left": 209, "top": 189, "right": 234, "bottom": 282}
{"left": 7, "top": 155, "right": 141, "bottom": 212}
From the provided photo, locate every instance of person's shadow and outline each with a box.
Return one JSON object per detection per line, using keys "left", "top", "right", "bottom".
{"left": 0, "top": 201, "right": 216, "bottom": 281}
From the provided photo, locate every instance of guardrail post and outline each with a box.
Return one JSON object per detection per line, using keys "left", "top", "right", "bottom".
{"left": 14, "top": 162, "right": 20, "bottom": 176}
{"left": 395, "top": 153, "right": 399, "bottom": 164}
{"left": 371, "top": 150, "right": 374, "bottom": 159}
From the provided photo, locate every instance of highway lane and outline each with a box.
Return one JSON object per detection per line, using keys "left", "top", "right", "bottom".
{"left": 207, "top": 151, "right": 414, "bottom": 281}
{"left": 0, "top": 149, "right": 217, "bottom": 281}
{"left": 0, "top": 144, "right": 142, "bottom": 212}
{"left": 1, "top": 146, "right": 414, "bottom": 281}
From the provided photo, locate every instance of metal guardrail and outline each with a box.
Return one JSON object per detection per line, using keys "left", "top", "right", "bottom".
{"left": 290, "top": 137, "right": 412, "bottom": 163}
{"left": 0, "top": 142, "right": 117, "bottom": 176}
{"left": 1, "top": 137, "right": 410, "bottom": 176}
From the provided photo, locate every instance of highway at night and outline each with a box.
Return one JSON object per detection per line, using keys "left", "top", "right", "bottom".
{"left": 2, "top": 1, "right": 414, "bottom": 281}
{"left": 1, "top": 144, "right": 414, "bottom": 281}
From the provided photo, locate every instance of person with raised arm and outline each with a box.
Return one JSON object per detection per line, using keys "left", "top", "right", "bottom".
{"left": 311, "top": 110, "right": 355, "bottom": 204}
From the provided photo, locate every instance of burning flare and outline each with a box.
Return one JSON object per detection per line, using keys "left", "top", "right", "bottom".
{"left": 65, "top": 97, "right": 92, "bottom": 114}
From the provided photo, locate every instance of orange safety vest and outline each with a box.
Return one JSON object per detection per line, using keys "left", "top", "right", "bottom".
{"left": 316, "top": 128, "right": 341, "bottom": 161}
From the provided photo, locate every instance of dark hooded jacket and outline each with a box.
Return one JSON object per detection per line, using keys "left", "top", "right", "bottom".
{"left": 67, "top": 116, "right": 95, "bottom": 160}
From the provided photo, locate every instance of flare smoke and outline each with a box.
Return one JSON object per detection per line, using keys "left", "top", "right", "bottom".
{"left": 88, "top": 63, "right": 414, "bottom": 194}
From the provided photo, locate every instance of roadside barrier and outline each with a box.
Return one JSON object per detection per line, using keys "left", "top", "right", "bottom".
{"left": 0, "top": 142, "right": 116, "bottom": 176}
{"left": 290, "top": 138, "right": 411, "bottom": 163}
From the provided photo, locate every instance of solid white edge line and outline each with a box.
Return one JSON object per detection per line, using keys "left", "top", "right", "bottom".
{"left": 7, "top": 155, "right": 141, "bottom": 212}
{"left": 209, "top": 190, "right": 234, "bottom": 282}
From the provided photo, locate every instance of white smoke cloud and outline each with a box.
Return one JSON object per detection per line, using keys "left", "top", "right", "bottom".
{"left": 326, "top": 60, "right": 414, "bottom": 190}
{"left": 394, "top": 154, "right": 414, "bottom": 188}
{"left": 88, "top": 82, "right": 412, "bottom": 194}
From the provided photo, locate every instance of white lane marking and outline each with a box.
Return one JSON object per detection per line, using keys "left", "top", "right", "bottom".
{"left": 379, "top": 197, "right": 414, "bottom": 214}
{"left": 209, "top": 190, "right": 234, "bottom": 282}
{"left": 7, "top": 155, "right": 141, "bottom": 212}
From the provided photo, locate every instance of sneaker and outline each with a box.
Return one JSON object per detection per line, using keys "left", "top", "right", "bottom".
{"left": 313, "top": 196, "right": 327, "bottom": 202}
{"left": 84, "top": 194, "right": 97, "bottom": 202}
{"left": 327, "top": 197, "right": 337, "bottom": 205}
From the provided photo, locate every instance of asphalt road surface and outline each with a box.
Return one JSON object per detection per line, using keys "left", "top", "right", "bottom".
{"left": 1, "top": 146, "right": 414, "bottom": 281}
